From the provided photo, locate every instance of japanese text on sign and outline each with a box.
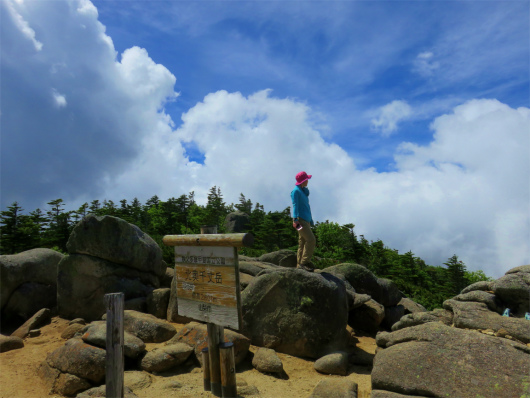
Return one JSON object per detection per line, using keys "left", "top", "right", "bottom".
{"left": 179, "top": 255, "right": 226, "bottom": 265}
{"left": 184, "top": 269, "right": 223, "bottom": 284}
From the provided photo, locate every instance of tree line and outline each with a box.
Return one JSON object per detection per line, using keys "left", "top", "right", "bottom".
{"left": 0, "top": 187, "right": 491, "bottom": 310}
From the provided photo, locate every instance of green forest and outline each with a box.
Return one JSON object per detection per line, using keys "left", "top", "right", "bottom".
{"left": 0, "top": 186, "right": 492, "bottom": 310}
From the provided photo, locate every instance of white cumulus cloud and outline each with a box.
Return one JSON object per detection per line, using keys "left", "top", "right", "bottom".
{"left": 105, "top": 90, "right": 529, "bottom": 278}
{"left": 413, "top": 51, "right": 440, "bottom": 77}
{"left": 52, "top": 89, "right": 67, "bottom": 108}
{"left": 2, "top": 0, "right": 528, "bottom": 280}
{"left": 4, "top": 0, "right": 43, "bottom": 51}
{"left": 371, "top": 100, "right": 412, "bottom": 136}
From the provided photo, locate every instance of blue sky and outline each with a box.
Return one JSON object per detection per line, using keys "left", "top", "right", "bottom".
{"left": 1, "top": 0, "right": 529, "bottom": 277}
{"left": 92, "top": 0, "right": 529, "bottom": 167}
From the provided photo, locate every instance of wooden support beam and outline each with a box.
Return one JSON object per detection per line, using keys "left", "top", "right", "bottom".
{"left": 202, "top": 347, "right": 211, "bottom": 391}
{"left": 105, "top": 293, "right": 124, "bottom": 398}
{"left": 162, "top": 233, "right": 254, "bottom": 248}
{"left": 208, "top": 323, "right": 223, "bottom": 397}
{"left": 219, "top": 342, "right": 236, "bottom": 398}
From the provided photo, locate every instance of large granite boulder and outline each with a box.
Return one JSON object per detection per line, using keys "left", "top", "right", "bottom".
{"left": 309, "top": 379, "right": 358, "bottom": 398}
{"left": 241, "top": 268, "right": 349, "bottom": 358}
{"left": 444, "top": 299, "right": 530, "bottom": 343}
{"left": 67, "top": 214, "right": 165, "bottom": 277}
{"left": 166, "top": 321, "right": 250, "bottom": 366}
{"left": 252, "top": 347, "right": 284, "bottom": 375}
{"left": 4, "top": 282, "right": 56, "bottom": 321}
{"left": 460, "top": 280, "right": 494, "bottom": 294}
{"left": 80, "top": 322, "right": 146, "bottom": 359}
{"left": 258, "top": 250, "right": 297, "bottom": 268}
{"left": 321, "top": 263, "right": 383, "bottom": 304}
{"left": 492, "top": 265, "right": 530, "bottom": 316}
{"left": 0, "top": 334, "right": 24, "bottom": 353}
{"left": 376, "top": 278, "right": 403, "bottom": 307}
{"left": 58, "top": 255, "right": 157, "bottom": 321}
{"left": 140, "top": 343, "right": 194, "bottom": 373}
{"left": 146, "top": 288, "right": 171, "bottom": 319}
{"left": 37, "top": 361, "right": 92, "bottom": 397}
{"left": 224, "top": 210, "right": 250, "bottom": 233}
{"left": 57, "top": 215, "right": 166, "bottom": 321}
{"left": 75, "top": 385, "right": 139, "bottom": 398}
{"left": 11, "top": 308, "right": 51, "bottom": 339}
{"left": 0, "top": 248, "right": 63, "bottom": 319}
{"left": 44, "top": 338, "right": 106, "bottom": 384}
{"left": 239, "top": 260, "right": 280, "bottom": 276}
{"left": 391, "top": 308, "right": 453, "bottom": 331}
{"left": 348, "top": 298, "right": 385, "bottom": 334}
{"left": 398, "top": 297, "right": 427, "bottom": 314}
{"left": 111, "top": 310, "right": 177, "bottom": 343}
{"left": 450, "top": 290, "right": 504, "bottom": 314}
{"left": 314, "top": 351, "right": 349, "bottom": 376}
{"left": 373, "top": 322, "right": 530, "bottom": 398}
{"left": 382, "top": 305, "right": 406, "bottom": 330}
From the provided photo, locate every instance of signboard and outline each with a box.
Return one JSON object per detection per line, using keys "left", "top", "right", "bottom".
{"left": 175, "top": 245, "right": 242, "bottom": 330}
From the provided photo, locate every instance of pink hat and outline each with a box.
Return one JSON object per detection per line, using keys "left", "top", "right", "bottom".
{"left": 295, "top": 171, "right": 312, "bottom": 185}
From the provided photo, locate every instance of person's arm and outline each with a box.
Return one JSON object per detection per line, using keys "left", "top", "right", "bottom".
{"left": 292, "top": 189, "right": 301, "bottom": 228}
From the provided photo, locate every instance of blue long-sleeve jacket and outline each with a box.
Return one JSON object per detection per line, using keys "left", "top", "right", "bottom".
{"left": 291, "top": 185, "right": 314, "bottom": 225}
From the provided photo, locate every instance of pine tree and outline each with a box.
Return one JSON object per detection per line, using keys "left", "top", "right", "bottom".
{"left": 0, "top": 202, "right": 24, "bottom": 253}
{"left": 44, "top": 199, "right": 71, "bottom": 251}
{"left": 444, "top": 254, "right": 468, "bottom": 296}
{"left": 102, "top": 199, "right": 117, "bottom": 215}
{"left": 89, "top": 200, "right": 101, "bottom": 214}
{"left": 204, "top": 186, "right": 227, "bottom": 228}
{"left": 235, "top": 193, "right": 253, "bottom": 215}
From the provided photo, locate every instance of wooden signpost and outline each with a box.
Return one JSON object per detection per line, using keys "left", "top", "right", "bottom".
{"left": 163, "top": 229, "right": 253, "bottom": 398}
{"left": 174, "top": 245, "right": 241, "bottom": 329}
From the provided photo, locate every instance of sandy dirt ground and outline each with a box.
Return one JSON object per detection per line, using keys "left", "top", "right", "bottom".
{"left": 0, "top": 317, "right": 375, "bottom": 398}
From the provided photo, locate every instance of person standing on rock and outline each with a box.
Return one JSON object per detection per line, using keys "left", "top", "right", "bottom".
{"left": 291, "top": 171, "right": 316, "bottom": 272}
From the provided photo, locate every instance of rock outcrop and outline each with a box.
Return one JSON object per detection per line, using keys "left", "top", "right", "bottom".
{"left": 492, "top": 264, "right": 530, "bottom": 316}
{"left": 373, "top": 322, "right": 530, "bottom": 398}
{"left": 109, "top": 310, "right": 176, "bottom": 343}
{"left": 140, "top": 343, "right": 194, "bottom": 373}
{"left": 241, "top": 268, "right": 349, "bottom": 358}
{"left": 81, "top": 322, "right": 146, "bottom": 359}
{"left": 0, "top": 334, "right": 24, "bottom": 353}
{"left": 0, "top": 248, "right": 63, "bottom": 321}
{"left": 224, "top": 210, "right": 250, "bottom": 233}
{"left": 251, "top": 347, "right": 284, "bottom": 375}
{"left": 258, "top": 250, "right": 297, "bottom": 268}
{"left": 11, "top": 308, "right": 51, "bottom": 339}
{"left": 372, "top": 265, "right": 530, "bottom": 397}
{"left": 57, "top": 215, "right": 166, "bottom": 321}
{"left": 166, "top": 321, "right": 250, "bottom": 366}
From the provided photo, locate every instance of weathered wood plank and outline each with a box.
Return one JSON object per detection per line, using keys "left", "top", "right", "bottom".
{"left": 163, "top": 233, "right": 254, "bottom": 248}
{"left": 176, "top": 282, "right": 238, "bottom": 308}
{"left": 202, "top": 347, "right": 211, "bottom": 391}
{"left": 220, "top": 342, "right": 237, "bottom": 398}
{"left": 174, "top": 246, "right": 241, "bottom": 329}
{"left": 105, "top": 293, "right": 124, "bottom": 398}
{"left": 208, "top": 323, "right": 222, "bottom": 397}
{"left": 177, "top": 297, "right": 240, "bottom": 329}
{"left": 175, "top": 245, "right": 235, "bottom": 265}
{"left": 176, "top": 265, "right": 238, "bottom": 287}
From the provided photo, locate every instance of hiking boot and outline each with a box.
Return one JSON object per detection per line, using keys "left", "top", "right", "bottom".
{"left": 299, "top": 263, "right": 315, "bottom": 272}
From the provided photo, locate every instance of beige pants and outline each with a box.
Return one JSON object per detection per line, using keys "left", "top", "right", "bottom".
{"left": 297, "top": 218, "right": 316, "bottom": 265}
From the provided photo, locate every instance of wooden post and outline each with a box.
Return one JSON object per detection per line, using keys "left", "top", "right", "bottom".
{"left": 208, "top": 319, "right": 222, "bottom": 396}
{"left": 202, "top": 347, "right": 211, "bottom": 391}
{"left": 163, "top": 226, "right": 249, "bottom": 398}
{"left": 105, "top": 293, "right": 124, "bottom": 398}
{"left": 219, "top": 342, "right": 236, "bottom": 398}
{"left": 201, "top": 225, "right": 223, "bottom": 397}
